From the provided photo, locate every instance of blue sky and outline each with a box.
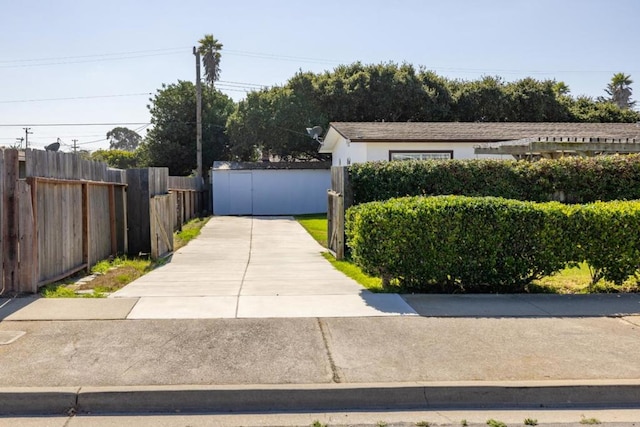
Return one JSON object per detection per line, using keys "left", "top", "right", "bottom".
{"left": 1, "top": 0, "right": 638, "bottom": 151}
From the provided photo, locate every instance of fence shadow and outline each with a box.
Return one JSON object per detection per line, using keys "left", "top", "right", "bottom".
{"left": 0, "top": 297, "right": 39, "bottom": 321}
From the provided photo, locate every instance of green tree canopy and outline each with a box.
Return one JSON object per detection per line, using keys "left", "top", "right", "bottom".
{"left": 106, "top": 127, "right": 142, "bottom": 151}
{"left": 146, "top": 80, "right": 234, "bottom": 175}
{"left": 91, "top": 149, "right": 142, "bottom": 169}
{"left": 225, "top": 63, "right": 640, "bottom": 160}
{"left": 567, "top": 96, "right": 639, "bottom": 122}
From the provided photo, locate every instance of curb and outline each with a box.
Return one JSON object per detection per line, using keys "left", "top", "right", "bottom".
{"left": 0, "top": 387, "right": 79, "bottom": 415}
{"left": 2, "top": 381, "right": 640, "bottom": 415}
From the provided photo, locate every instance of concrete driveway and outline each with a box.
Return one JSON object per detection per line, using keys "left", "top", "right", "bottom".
{"left": 110, "top": 216, "right": 416, "bottom": 319}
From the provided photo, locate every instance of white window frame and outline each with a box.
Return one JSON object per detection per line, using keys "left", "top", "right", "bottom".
{"left": 389, "top": 150, "right": 454, "bottom": 161}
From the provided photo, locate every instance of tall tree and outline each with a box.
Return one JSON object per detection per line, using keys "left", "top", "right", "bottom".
{"left": 504, "top": 78, "right": 570, "bottom": 121}
{"left": 226, "top": 85, "right": 327, "bottom": 161}
{"left": 197, "top": 34, "right": 223, "bottom": 88}
{"left": 451, "top": 76, "right": 507, "bottom": 121}
{"left": 146, "top": 81, "right": 234, "bottom": 175}
{"left": 91, "top": 149, "right": 142, "bottom": 169}
{"left": 568, "top": 95, "right": 639, "bottom": 122}
{"left": 604, "top": 73, "right": 635, "bottom": 109}
{"left": 106, "top": 127, "right": 142, "bottom": 151}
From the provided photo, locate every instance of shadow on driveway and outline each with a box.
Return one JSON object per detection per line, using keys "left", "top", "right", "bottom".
{"left": 402, "top": 293, "right": 640, "bottom": 318}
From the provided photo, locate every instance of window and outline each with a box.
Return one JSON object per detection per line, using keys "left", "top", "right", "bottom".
{"left": 389, "top": 150, "right": 453, "bottom": 161}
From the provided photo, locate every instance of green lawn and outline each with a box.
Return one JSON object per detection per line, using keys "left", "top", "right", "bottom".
{"left": 295, "top": 214, "right": 640, "bottom": 294}
{"left": 295, "top": 213, "right": 384, "bottom": 292}
{"left": 295, "top": 213, "right": 328, "bottom": 248}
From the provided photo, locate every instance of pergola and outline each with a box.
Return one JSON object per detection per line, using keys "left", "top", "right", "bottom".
{"left": 474, "top": 136, "right": 640, "bottom": 160}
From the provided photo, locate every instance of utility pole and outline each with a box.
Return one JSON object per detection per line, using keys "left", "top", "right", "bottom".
{"left": 23, "top": 127, "right": 33, "bottom": 149}
{"left": 72, "top": 139, "right": 78, "bottom": 153}
{"left": 193, "top": 46, "right": 203, "bottom": 178}
{"left": 15, "top": 137, "right": 24, "bottom": 149}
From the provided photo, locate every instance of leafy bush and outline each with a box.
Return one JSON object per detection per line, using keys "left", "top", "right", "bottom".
{"left": 346, "top": 196, "right": 640, "bottom": 292}
{"left": 348, "top": 155, "right": 640, "bottom": 205}
{"left": 571, "top": 201, "right": 640, "bottom": 286}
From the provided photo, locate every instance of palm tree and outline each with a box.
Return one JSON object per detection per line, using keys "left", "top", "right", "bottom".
{"left": 197, "top": 34, "right": 223, "bottom": 88}
{"left": 605, "top": 73, "right": 635, "bottom": 109}
{"left": 552, "top": 81, "right": 570, "bottom": 97}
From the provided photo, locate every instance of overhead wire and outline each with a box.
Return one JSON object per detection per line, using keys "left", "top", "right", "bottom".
{"left": 0, "top": 92, "right": 152, "bottom": 104}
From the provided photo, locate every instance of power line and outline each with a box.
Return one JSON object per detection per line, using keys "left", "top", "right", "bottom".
{"left": 0, "top": 92, "right": 152, "bottom": 104}
{"left": 0, "top": 51, "right": 187, "bottom": 69}
{"left": 218, "top": 80, "right": 267, "bottom": 88}
{"left": 0, "top": 47, "right": 188, "bottom": 64}
{"left": 0, "top": 122, "right": 150, "bottom": 127}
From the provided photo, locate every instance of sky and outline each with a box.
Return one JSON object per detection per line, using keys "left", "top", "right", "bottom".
{"left": 1, "top": 0, "right": 639, "bottom": 152}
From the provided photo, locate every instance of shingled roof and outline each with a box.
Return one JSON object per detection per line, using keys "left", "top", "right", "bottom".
{"left": 329, "top": 122, "right": 640, "bottom": 142}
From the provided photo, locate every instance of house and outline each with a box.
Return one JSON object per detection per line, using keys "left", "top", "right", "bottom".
{"left": 319, "top": 122, "right": 640, "bottom": 165}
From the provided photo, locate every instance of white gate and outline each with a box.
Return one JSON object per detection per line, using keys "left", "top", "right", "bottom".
{"left": 211, "top": 164, "right": 330, "bottom": 215}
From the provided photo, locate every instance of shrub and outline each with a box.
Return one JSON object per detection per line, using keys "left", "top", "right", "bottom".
{"left": 346, "top": 196, "right": 572, "bottom": 292}
{"left": 346, "top": 196, "right": 640, "bottom": 292}
{"left": 571, "top": 201, "right": 640, "bottom": 286}
{"left": 348, "top": 155, "right": 640, "bottom": 205}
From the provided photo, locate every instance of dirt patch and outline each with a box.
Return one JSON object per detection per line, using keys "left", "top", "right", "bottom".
{"left": 76, "top": 266, "right": 143, "bottom": 293}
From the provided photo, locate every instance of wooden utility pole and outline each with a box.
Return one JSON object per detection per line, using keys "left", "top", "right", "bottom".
{"left": 193, "top": 46, "right": 203, "bottom": 178}
{"left": 23, "top": 128, "right": 32, "bottom": 149}
{"left": 72, "top": 139, "right": 78, "bottom": 153}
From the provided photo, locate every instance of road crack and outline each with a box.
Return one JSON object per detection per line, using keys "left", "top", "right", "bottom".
{"left": 317, "top": 318, "right": 343, "bottom": 383}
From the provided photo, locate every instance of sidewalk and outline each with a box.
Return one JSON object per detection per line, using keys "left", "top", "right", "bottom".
{"left": 1, "top": 309, "right": 640, "bottom": 414}
{"left": 1, "top": 216, "right": 640, "bottom": 416}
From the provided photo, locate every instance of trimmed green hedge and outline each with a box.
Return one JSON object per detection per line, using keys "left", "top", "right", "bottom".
{"left": 346, "top": 196, "right": 640, "bottom": 292}
{"left": 348, "top": 155, "right": 640, "bottom": 205}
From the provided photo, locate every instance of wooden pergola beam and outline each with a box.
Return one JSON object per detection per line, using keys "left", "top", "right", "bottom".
{"left": 475, "top": 139, "right": 640, "bottom": 157}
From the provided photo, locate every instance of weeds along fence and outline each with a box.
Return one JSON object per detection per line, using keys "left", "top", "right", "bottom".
{"left": 0, "top": 149, "right": 203, "bottom": 295}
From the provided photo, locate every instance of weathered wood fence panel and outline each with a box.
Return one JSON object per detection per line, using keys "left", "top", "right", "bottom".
{"left": 32, "top": 180, "right": 84, "bottom": 286}
{"left": 128, "top": 168, "right": 181, "bottom": 258}
{"left": 327, "top": 190, "right": 344, "bottom": 260}
{"left": 168, "top": 176, "right": 204, "bottom": 230}
{"left": 150, "top": 193, "right": 175, "bottom": 258}
{"left": 0, "top": 149, "right": 200, "bottom": 294}
{"left": 23, "top": 149, "right": 128, "bottom": 287}
{"left": 327, "top": 167, "right": 352, "bottom": 260}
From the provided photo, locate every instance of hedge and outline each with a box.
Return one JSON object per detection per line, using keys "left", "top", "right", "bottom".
{"left": 346, "top": 196, "right": 640, "bottom": 292}
{"left": 348, "top": 155, "right": 640, "bottom": 205}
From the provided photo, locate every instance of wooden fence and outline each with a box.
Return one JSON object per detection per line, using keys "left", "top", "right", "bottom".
{"left": 168, "top": 176, "right": 205, "bottom": 231}
{"left": 127, "top": 170, "right": 203, "bottom": 259}
{"left": 0, "top": 149, "right": 204, "bottom": 295}
{"left": 327, "top": 167, "right": 353, "bottom": 260}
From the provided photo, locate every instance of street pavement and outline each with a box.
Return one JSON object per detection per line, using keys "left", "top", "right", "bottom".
{"left": 1, "top": 216, "right": 640, "bottom": 420}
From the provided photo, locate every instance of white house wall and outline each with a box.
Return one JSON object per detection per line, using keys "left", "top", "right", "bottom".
{"left": 212, "top": 169, "right": 330, "bottom": 215}
{"left": 331, "top": 139, "right": 367, "bottom": 167}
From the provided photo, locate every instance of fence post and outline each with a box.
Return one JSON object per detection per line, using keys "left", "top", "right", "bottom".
{"left": 17, "top": 180, "right": 36, "bottom": 292}
{"left": 82, "top": 182, "right": 90, "bottom": 272}
{"left": 329, "top": 166, "right": 351, "bottom": 259}
{"left": 108, "top": 184, "right": 117, "bottom": 256}
{"left": 2, "top": 150, "right": 19, "bottom": 293}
